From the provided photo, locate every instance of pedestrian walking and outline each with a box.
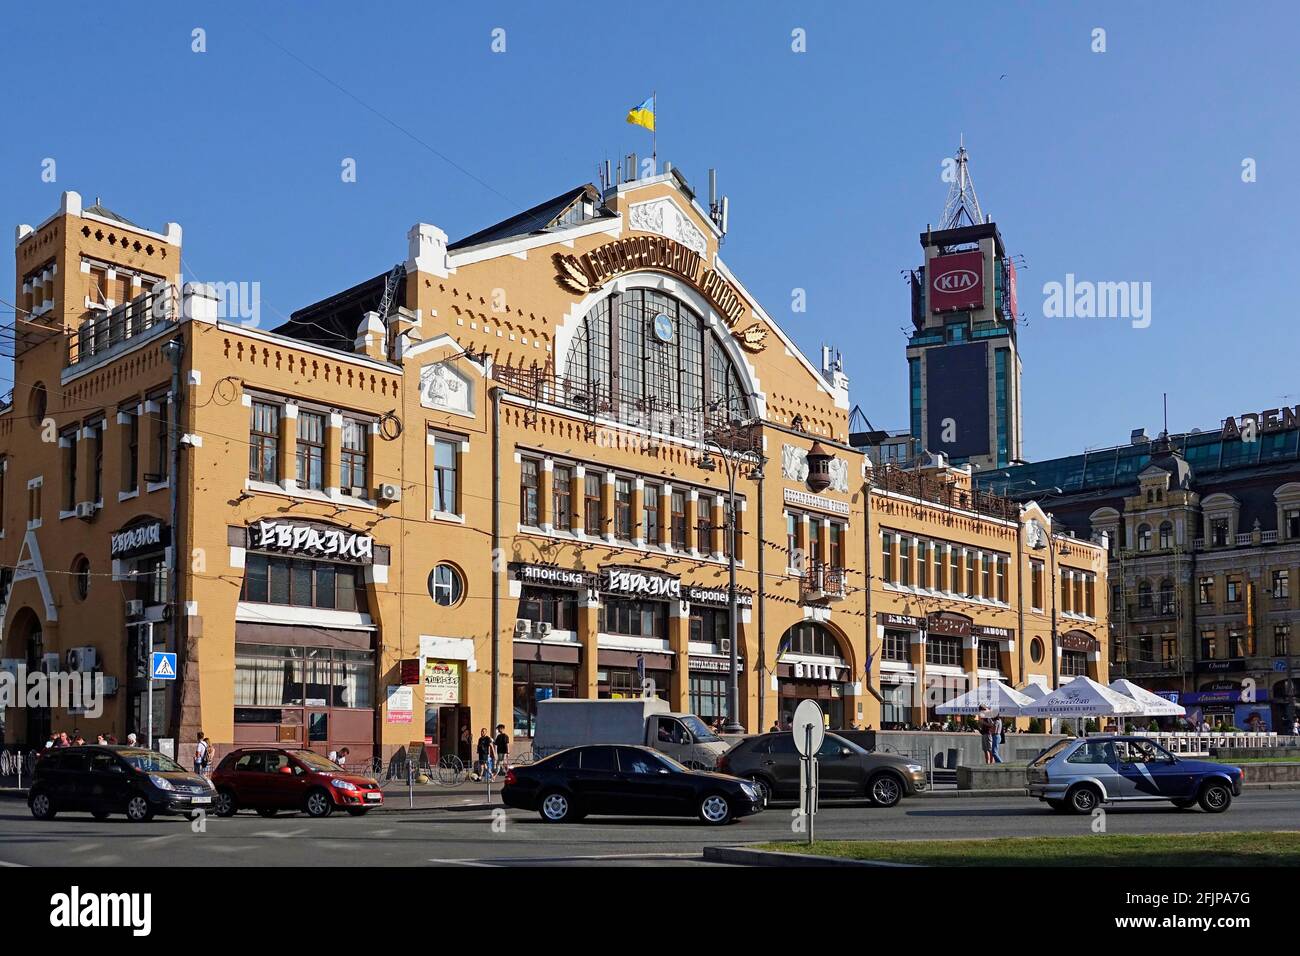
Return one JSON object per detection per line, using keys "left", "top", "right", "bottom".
{"left": 990, "top": 715, "right": 1004, "bottom": 764}
{"left": 474, "top": 727, "right": 495, "bottom": 781}
{"left": 977, "top": 707, "right": 994, "bottom": 765}
{"left": 493, "top": 725, "right": 510, "bottom": 775}
{"left": 193, "top": 731, "right": 208, "bottom": 776}
{"left": 201, "top": 735, "right": 215, "bottom": 776}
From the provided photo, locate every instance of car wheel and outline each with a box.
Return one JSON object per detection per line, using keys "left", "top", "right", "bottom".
{"left": 745, "top": 774, "right": 772, "bottom": 807}
{"left": 346, "top": 808, "right": 369, "bottom": 817}
{"left": 538, "top": 790, "right": 577, "bottom": 823}
{"left": 214, "top": 788, "right": 238, "bottom": 817}
{"left": 1045, "top": 799, "right": 1068, "bottom": 812}
{"left": 125, "top": 794, "right": 155, "bottom": 823}
{"left": 868, "top": 772, "right": 904, "bottom": 808}
{"left": 1198, "top": 781, "right": 1232, "bottom": 813}
{"left": 699, "top": 793, "right": 734, "bottom": 825}
{"left": 91, "top": 810, "right": 111, "bottom": 821}
{"left": 29, "top": 791, "right": 56, "bottom": 820}
{"left": 304, "top": 789, "right": 334, "bottom": 818}
{"left": 256, "top": 808, "right": 279, "bottom": 818}
{"left": 1171, "top": 798, "right": 1197, "bottom": 810}
{"left": 1066, "top": 784, "right": 1101, "bottom": 815}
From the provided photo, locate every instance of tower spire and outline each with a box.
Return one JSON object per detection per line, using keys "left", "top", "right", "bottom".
{"left": 939, "top": 136, "right": 985, "bottom": 229}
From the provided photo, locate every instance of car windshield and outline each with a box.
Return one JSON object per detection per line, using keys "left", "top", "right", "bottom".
{"left": 292, "top": 750, "right": 342, "bottom": 772}
{"left": 679, "top": 715, "right": 720, "bottom": 742}
{"left": 119, "top": 750, "right": 186, "bottom": 773}
{"left": 1028, "top": 740, "right": 1073, "bottom": 767}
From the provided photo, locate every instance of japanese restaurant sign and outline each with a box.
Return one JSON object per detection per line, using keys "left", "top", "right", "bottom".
{"left": 423, "top": 660, "right": 461, "bottom": 704}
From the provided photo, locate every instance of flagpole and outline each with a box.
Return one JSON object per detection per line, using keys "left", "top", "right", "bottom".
{"left": 652, "top": 90, "right": 657, "bottom": 174}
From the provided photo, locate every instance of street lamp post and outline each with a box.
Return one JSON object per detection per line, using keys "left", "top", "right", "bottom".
{"left": 699, "top": 425, "right": 764, "bottom": 735}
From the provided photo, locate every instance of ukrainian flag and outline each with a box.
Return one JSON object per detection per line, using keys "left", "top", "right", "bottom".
{"left": 626, "top": 96, "right": 655, "bottom": 132}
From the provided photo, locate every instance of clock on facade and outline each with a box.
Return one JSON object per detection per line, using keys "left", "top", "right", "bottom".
{"left": 651, "top": 312, "right": 674, "bottom": 343}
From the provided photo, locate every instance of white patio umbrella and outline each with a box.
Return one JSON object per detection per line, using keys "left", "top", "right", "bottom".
{"left": 1108, "top": 679, "right": 1187, "bottom": 717}
{"left": 1017, "top": 682, "right": 1050, "bottom": 701}
{"left": 936, "top": 681, "right": 1035, "bottom": 716}
{"left": 1019, "top": 676, "right": 1143, "bottom": 732}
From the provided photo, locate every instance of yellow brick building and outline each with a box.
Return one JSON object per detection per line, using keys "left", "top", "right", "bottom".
{"left": 0, "top": 176, "right": 1107, "bottom": 765}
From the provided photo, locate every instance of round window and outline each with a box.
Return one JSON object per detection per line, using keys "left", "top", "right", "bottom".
{"left": 1029, "top": 637, "right": 1044, "bottom": 663}
{"left": 72, "top": 556, "right": 91, "bottom": 600}
{"left": 428, "top": 564, "right": 463, "bottom": 606}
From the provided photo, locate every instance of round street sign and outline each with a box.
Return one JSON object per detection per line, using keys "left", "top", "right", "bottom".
{"left": 792, "top": 699, "right": 825, "bottom": 757}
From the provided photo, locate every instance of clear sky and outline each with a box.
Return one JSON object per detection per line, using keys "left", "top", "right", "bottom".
{"left": 2, "top": 1, "right": 1295, "bottom": 460}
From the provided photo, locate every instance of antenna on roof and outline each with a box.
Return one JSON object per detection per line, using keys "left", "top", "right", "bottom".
{"left": 1162, "top": 392, "right": 1169, "bottom": 438}
{"left": 708, "top": 168, "right": 729, "bottom": 237}
{"left": 939, "top": 136, "right": 985, "bottom": 230}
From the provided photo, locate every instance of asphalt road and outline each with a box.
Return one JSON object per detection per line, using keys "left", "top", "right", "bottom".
{"left": 0, "top": 791, "right": 1296, "bottom": 867}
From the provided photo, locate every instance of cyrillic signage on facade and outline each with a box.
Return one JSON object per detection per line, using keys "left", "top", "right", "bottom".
{"left": 1059, "top": 631, "right": 1099, "bottom": 653}
{"left": 783, "top": 487, "right": 850, "bottom": 516}
{"left": 685, "top": 585, "right": 753, "bottom": 608}
{"left": 602, "top": 567, "right": 681, "bottom": 599}
{"left": 879, "top": 612, "right": 924, "bottom": 630}
{"left": 248, "top": 520, "right": 374, "bottom": 563}
{"left": 110, "top": 519, "right": 171, "bottom": 559}
{"left": 927, "top": 613, "right": 972, "bottom": 638}
{"left": 688, "top": 656, "right": 744, "bottom": 674}
{"left": 514, "top": 564, "right": 593, "bottom": 589}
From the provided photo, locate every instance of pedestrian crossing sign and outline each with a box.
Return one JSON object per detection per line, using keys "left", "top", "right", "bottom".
{"left": 150, "top": 652, "right": 177, "bottom": 680}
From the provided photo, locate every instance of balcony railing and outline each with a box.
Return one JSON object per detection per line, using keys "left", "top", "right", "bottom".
{"left": 800, "top": 564, "right": 847, "bottom": 602}
{"left": 870, "top": 464, "right": 1020, "bottom": 522}
{"left": 69, "top": 285, "right": 176, "bottom": 367}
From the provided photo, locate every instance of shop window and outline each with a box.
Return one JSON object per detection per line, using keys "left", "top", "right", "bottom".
{"left": 689, "top": 675, "right": 728, "bottom": 725}
{"left": 615, "top": 477, "right": 633, "bottom": 540}
{"left": 249, "top": 401, "right": 280, "bottom": 482}
{"left": 296, "top": 411, "right": 325, "bottom": 491}
{"left": 242, "top": 553, "right": 368, "bottom": 612}
{"left": 519, "top": 458, "right": 540, "bottom": 526}
{"left": 428, "top": 563, "right": 463, "bottom": 607}
{"left": 432, "top": 436, "right": 459, "bottom": 514}
{"left": 519, "top": 586, "right": 577, "bottom": 630}
{"left": 132, "top": 554, "right": 169, "bottom": 606}
{"left": 233, "top": 643, "right": 374, "bottom": 710}
{"left": 552, "top": 465, "right": 572, "bottom": 531}
{"left": 341, "top": 419, "right": 368, "bottom": 493}
{"left": 602, "top": 597, "right": 667, "bottom": 639}
{"left": 513, "top": 661, "right": 577, "bottom": 736}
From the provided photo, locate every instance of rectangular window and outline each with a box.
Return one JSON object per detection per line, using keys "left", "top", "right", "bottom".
{"left": 1287, "top": 508, "right": 1300, "bottom": 540}
{"left": 1199, "top": 575, "right": 1215, "bottom": 604}
{"left": 1229, "top": 628, "right": 1250, "bottom": 658}
{"left": 723, "top": 501, "right": 742, "bottom": 559}
{"left": 880, "top": 531, "right": 893, "bottom": 584}
{"left": 519, "top": 586, "right": 578, "bottom": 630}
{"left": 1201, "top": 629, "right": 1217, "bottom": 660}
{"left": 1060, "top": 650, "right": 1087, "bottom": 676}
{"left": 695, "top": 496, "right": 714, "bottom": 554}
{"left": 88, "top": 423, "right": 103, "bottom": 503}
{"left": 340, "top": 419, "right": 368, "bottom": 493}
{"left": 671, "top": 491, "right": 687, "bottom": 549}
{"left": 933, "top": 542, "right": 945, "bottom": 590}
{"left": 1111, "top": 585, "right": 1122, "bottom": 614}
{"left": 996, "top": 556, "right": 1008, "bottom": 603}
{"left": 925, "top": 636, "right": 961, "bottom": 667}
{"left": 949, "top": 546, "right": 960, "bottom": 594}
{"left": 977, "top": 640, "right": 1000, "bottom": 671}
{"left": 1226, "top": 577, "right": 1242, "bottom": 603}
{"left": 602, "top": 597, "right": 667, "bottom": 639}
{"left": 61, "top": 428, "right": 79, "bottom": 510}
{"left": 152, "top": 394, "right": 170, "bottom": 481}
{"left": 432, "top": 437, "right": 459, "bottom": 514}
{"left": 520, "top": 458, "right": 540, "bottom": 526}
{"left": 584, "top": 472, "right": 603, "bottom": 534}
{"left": 1276, "top": 624, "right": 1292, "bottom": 656}
{"left": 295, "top": 411, "right": 325, "bottom": 491}
{"left": 1030, "top": 560, "right": 1044, "bottom": 611}
{"left": 883, "top": 629, "right": 910, "bottom": 662}
{"left": 1061, "top": 574, "right": 1073, "bottom": 614}
{"left": 965, "top": 551, "right": 977, "bottom": 598}
{"left": 552, "top": 466, "right": 572, "bottom": 532}
{"left": 615, "top": 477, "right": 633, "bottom": 540}
{"left": 982, "top": 553, "right": 992, "bottom": 599}
{"left": 1272, "top": 569, "right": 1289, "bottom": 599}
{"left": 1073, "top": 573, "right": 1084, "bottom": 615}
{"left": 122, "top": 409, "right": 140, "bottom": 493}
{"left": 249, "top": 401, "right": 280, "bottom": 482}
{"left": 1160, "top": 634, "right": 1177, "bottom": 663}
{"left": 642, "top": 483, "right": 660, "bottom": 544}
{"left": 898, "top": 536, "right": 911, "bottom": 586}
{"left": 1084, "top": 574, "right": 1095, "bottom": 617}
{"left": 241, "top": 553, "right": 368, "bottom": 613}
{"left": 689, "top": 607, "right": 728, "bottom": 646}
{"left": 916, "top": 539, "right": 928, "bottom": 588}
{"left": 789, "top": 515, "right": 801, "bottom": 568}
{"left": 1211, "top": 519, "right": 1230, "bottom": 547}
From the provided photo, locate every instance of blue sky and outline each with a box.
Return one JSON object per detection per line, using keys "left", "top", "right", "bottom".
{"left": 2, "top": 1, "right": 1295, "bottom": 460}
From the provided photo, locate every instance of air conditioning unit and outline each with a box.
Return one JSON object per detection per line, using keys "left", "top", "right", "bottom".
{"left": 513, "top": 619, "right": 533, "bottom": 635}
{"left": 41, "top": 653, "right": 60, "bottom": 673}
{"left": 75, "top": 501, "right": 96, "bottom": 520}
{"left": 349, "top": 485, "right": 367, "bottom": 499}
{"left": 125, "top": 599, "right": 145, "bottom": 618}
{"left": 66, "top": 646, "right": 98, "bottom": 672}
{"left": 378, "top": 483, "right": 402, "bottom": 502}
{"left": 720, "top": 638, "right": 732, "bottom": 653}
{"left": 535, "top": 621, "right": 553, "bottom": 638}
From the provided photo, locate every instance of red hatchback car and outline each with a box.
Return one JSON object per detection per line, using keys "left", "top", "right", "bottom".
{"left": 211, "top": 748, "right": 383, "bottom": 818}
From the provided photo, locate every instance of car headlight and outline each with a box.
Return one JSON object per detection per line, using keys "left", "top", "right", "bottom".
{"left": 740, "top": 783, "right": 756, "bottom": 798}
{"left": 148, "top": 774, "right": 174, "bottom": 791}
{"left": 331, "top": 779, "right": 357, "bottom": 791}
{"left": 905, "top": 764, "right": 924, "bottom": 774}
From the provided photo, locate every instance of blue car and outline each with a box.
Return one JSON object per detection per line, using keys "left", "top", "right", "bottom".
{"left": 1027, "top": 735, "right": 1243, "bottom": 814}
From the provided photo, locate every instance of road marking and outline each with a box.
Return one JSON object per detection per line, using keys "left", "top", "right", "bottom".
{"left": 369, "top": 828, "right": 396, "bottom": 837}
{"left": 0, "top": 860, "right": 28, "bottom": 867}
{"left": 67, "top": 843, "right": 102, "bottom": 854}
{"left": 252, "top": 828, "right": 308, "bottom": 839}
{"left": 142, "top": 834, "right": 176, "bottom": 845}
{"left": 430, "top": 851, "right": 703, "bottom": 866}
{"left": 428, "top": 858, "right": 502, "bottom": 867}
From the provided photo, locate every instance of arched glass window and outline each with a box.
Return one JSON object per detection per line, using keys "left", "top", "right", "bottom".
{"left": 563, "top": 289, "right": 752, "bottom": 437}
{"left": 1158, "top": 521, "right": 1173, "bottom": 549}
{"left": 780, "top": 621, "right": 845, "bottom": 659}
{"left": 1137, "top": 524, "right": 1152, "bottom": 552}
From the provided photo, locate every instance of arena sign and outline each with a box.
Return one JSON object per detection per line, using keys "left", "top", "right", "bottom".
{"left": 553, "top": 236, "right": 748, "bottom": 326}
{"left": 1221, "top": 405, "right": 1300, "bottom": 441}
{"left": 248, "top": 520, "right": 374, "bottom": 563}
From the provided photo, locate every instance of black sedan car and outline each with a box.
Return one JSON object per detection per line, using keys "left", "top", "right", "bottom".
{"left": 501, "top": 744, "right": 764, "bottom": 824}
{"left": 717, "top": 732, "right": 926, "bottom": 807}
{"left": 28, "top": 746, "right": 216, "bottom": 822}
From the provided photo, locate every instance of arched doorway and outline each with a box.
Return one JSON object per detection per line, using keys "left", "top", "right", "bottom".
{"left": 4, "top": 608, "right": 48, "bottom": 747}
{"left": 774, "top": 621, "right": 854, "bottom": 731}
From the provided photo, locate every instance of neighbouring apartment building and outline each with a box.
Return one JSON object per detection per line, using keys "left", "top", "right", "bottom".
{"left": 0, "top": 170, "right": 1107, "bottom": 765}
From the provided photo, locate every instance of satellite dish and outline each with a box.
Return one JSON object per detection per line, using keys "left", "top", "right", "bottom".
{"left": 792, "top": 699, "right": 825, "bottom": 757}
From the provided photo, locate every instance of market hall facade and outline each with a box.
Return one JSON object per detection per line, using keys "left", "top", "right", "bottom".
{"left": 0, "top": 172, "right": 1108, "bottom": 764}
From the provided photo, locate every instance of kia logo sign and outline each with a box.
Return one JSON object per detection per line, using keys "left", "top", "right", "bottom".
{"left": 933, "top": 268, "right": 978, "bottom": 293}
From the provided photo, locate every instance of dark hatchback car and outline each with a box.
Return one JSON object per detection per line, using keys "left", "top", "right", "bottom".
{"left": 210, "top": 748, "right": 383, "bottom": 817}
{"left": 501, "top": 744, "right": 764, "bottom": 825}
{"left": 28, "top": 746, "right": 216, "bottom": 822}
{"left": 717, "top": 732, "right": 926, "bottom": 808}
